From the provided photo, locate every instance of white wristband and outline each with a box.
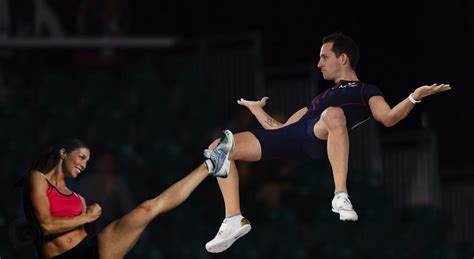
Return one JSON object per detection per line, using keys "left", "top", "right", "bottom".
{"left": 408, "top": 93, "right": 421, "bottom": 104}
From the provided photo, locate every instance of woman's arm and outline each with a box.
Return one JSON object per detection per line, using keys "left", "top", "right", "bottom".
{"left": 26, "top": 171, "right": 101, "bottom": 236}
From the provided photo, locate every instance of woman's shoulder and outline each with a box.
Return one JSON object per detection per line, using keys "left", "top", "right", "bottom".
{"left": 26, "top": 170, "right": 46, "bottom": 180}
{"left": 25, "top": 171, "right": 50, "bottom": 190}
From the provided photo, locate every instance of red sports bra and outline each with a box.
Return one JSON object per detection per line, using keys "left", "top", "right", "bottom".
{"left": 44, "top": 177, "right": 83, "bottom": 218}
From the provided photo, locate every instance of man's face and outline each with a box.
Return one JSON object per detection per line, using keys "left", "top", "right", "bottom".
{"left": 317, "top": 42, "right": 342, "bottom": 81}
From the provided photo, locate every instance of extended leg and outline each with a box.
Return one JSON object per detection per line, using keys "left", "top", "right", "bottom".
{"left": 97, "top": 163, "right": 209, "bottom": 259}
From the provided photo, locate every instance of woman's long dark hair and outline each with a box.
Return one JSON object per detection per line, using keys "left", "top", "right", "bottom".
{"left": 15, "top": 138, "right": 89, "bottom": 187}
{"left": 32, "top": 138, "right": 89, "bottom": 173}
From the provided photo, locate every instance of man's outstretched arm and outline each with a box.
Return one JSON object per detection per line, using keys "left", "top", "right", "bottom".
{"left": 238, "top": 97, "right": 307, "bottom": 130}
{"left": 369, "top": 83, "right": 451, "bottom": 127}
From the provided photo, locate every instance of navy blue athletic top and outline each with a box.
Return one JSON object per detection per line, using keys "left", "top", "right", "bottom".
{"left": 252, "top": 80, "right": 384, "bottom": 161}
{"left": 303, "top": 80, "right": 384, "bottom": 129}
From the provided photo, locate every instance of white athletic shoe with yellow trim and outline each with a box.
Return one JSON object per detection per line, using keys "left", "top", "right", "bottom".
{"left": 205, "top": 215, "right": 251, "bottom": 253}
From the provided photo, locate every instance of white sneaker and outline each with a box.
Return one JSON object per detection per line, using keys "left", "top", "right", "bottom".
{"left": 331, "top": 192, "right": 358, "bottom": 221}
{"left": 205, "top": 216, "right": 252, "bottom": 253}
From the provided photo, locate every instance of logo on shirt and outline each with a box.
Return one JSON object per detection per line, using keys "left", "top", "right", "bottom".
{"left": 338, "top": 82, "right": 359, "bottom": 88}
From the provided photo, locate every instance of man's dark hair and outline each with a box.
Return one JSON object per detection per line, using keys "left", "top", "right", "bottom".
{"left": 322, "top": 33, "right": 360, "bottom": 70}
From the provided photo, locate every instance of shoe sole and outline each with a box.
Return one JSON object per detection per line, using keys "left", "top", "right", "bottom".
{"left": 223, "top": 130, "right": 235, "bottom": 153}
{"left": 332, "top": 208, "right": 358, "bottom": 221}
{"left": 215, "top": 130, "right": 235, "bottom": 178}
{"left": 206, "top": 224, "right": 251, "bottom": 253}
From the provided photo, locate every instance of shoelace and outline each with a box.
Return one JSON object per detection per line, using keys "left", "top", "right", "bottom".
{"left": 210, "top": 149, "right": 225, "bottom": 163}
{"left": 217, "top": 221, "right": 232, "bottom": 237}
{"left": 338, "top": 196, "right": 353, "bottom": 209}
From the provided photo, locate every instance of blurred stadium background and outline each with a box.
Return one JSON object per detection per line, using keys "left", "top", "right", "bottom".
{"left": 0, "top": 1, "right": 473, "bottom": 258}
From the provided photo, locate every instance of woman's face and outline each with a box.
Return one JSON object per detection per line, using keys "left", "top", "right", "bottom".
{"left": 60, "top": 147, "right": 90, "bottom": 178}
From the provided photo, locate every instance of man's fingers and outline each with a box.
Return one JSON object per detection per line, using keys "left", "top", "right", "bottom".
{"left": 237, "top": 97, "right": 269, "bottom": 106}
{"left": 420, "top": 83, "right": 452, "bottom": 96}
{"left": 441, "top": 85, "right": 452, "bottom": 91}
{"left": 433, "top": 84, "right": 452, "bottom": 92}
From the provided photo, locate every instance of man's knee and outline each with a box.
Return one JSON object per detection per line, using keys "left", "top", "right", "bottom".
{"left": 321, "top": 107, "right": 346, "bottom": 129}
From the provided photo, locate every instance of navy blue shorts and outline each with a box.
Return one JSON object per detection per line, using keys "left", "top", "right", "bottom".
{"left": 251, "top": 118, "right": 327, "bottom": 161}
{"left": 52, "top": 235, "right": 99, "bottom": 259}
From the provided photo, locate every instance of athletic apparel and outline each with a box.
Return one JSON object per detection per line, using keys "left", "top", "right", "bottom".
{"left": 52, "top": 235, "right": 99, "bottom": 259}
{"left": 252, "top": 118, "right": 326, "bottom": 160}
{"left": 205, "top": 215, "right": 252, "bottom": 253}
{"left": 45, "top": 178, "right": 83, "bottom": 218}
{"left": 205, "top": 130, "right": 235, "bottom": 178}
{"left": 331, "top": 192, "right": 358, "bottom": 221}
{"left": 304, "top": 80, "right": 384, "bottom": 130}
{"left": 253, "top": 80, "right": 384, "bottom": 160}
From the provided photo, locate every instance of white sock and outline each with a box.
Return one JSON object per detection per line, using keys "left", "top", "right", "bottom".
{"left": 225, "top": 214, "right": 243, "bottom": 223}
{"left": 334, "top": 190, "right": 348, "bottom": 196}
{"left": 205, "top": 159, "right": 214, "bottom": 173}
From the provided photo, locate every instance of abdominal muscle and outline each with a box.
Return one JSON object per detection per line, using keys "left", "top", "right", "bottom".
{"left": 39, "top": 226, "right": 88, "bottom": 258}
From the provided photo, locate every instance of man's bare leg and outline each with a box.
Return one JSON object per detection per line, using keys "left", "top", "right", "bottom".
{"left": 314, "top": 107, "right": 358, "bottom": 221}
{"left": 217, "top": 161, "right": 241, "bottom": 217}
{"left": 214, "top": 131, "right": 262, "bottom": 217}
{"left": 206, "top": 131, "right": 261, "bottom": 253}
{"left": 314, "top": 107, "right": 349, "bottom": 192}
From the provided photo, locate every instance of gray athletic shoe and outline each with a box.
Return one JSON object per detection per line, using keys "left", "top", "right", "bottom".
{"left": 205, "top": 130, "right": 234, "bottom": 178}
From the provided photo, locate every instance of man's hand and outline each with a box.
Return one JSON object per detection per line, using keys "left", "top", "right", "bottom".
{"left": 85, "top": 203, "right": 102, "bottom": 223}
{"left": 237, "top": 97, "right": 269, "bottom": 109}
{"left": 412, "top": 83, "right": 451, "bottom": 100}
